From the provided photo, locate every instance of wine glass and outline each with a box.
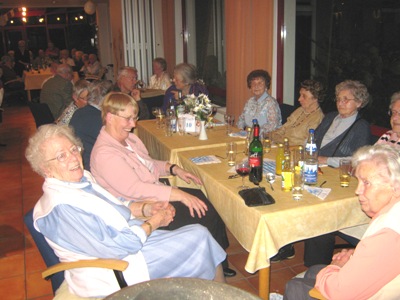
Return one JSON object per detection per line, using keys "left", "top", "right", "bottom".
{"left": 136, "top": 80, "right": 147, "bottom": 91}
{"left": 207, "top": 106, "right": 218, "bottom": 129}
{"left": 235, "top": 160, "right": 250, "bottom": 190}
{"left": 152, "top": 107, "right": 163, "bottom": 128}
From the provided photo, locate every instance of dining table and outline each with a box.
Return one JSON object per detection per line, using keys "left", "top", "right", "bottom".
{"left": 23, "top": 69, "right": 80, "bottom": 101}
{"left": 174, "top": 145, "right": 370, "bottom": 299}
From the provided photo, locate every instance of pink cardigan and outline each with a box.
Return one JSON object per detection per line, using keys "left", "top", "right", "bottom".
{"left": 91, "top": 127, "right": 172, "bottom": 201}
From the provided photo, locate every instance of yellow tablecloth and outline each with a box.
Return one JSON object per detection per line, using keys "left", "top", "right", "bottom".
{"left": 136, "top": 119, "right": 245, "bottom": 163}
{"left": 177, "top": 146, "right": 369, "bottom": 272}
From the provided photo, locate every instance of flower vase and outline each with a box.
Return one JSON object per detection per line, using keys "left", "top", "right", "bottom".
{"left": 199, "top": 120, "right": 208, "bottom": 140}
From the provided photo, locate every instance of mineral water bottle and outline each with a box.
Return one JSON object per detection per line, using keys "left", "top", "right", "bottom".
{"left": 249, "top": 119, "right": 263, "bottom": 184}
{"left": 303, "top": 129, "right": 318, "bottom": 185}
{"left": 166, "top": 98, "right": 177, "bottom": 133}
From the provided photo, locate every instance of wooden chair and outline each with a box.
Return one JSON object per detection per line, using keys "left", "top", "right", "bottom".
{"left": 24, "top": 209, "right": 128, "bottom": 297}
{"left": 309, "top": 288, "right": 327, "bottom": 299}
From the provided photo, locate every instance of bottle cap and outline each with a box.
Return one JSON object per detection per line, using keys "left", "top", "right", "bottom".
{"left": 309, "top": 129, "right": 315, "bottom": 133}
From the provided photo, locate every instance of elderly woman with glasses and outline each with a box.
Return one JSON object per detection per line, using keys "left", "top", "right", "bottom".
{"left": 315, "top": 80, "right": 371, "bottom": 168}
{"left": 284, "top": 144, "right": 400, "bottom": 300}
{"left": 237, "top": 69, "right": 281, "bottom": 137}
{"left": 26, "top": 124, "right": 226, "bottom": 298}
{"left": 91, "top": 92, "right": 236, "bottom": 277}
{"left": 56, "top": 79, "right": 91, "bottom": 125}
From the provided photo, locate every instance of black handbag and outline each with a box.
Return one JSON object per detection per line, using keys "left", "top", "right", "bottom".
{"left": 239, "top": 187, "right": 275, "bottom": 207}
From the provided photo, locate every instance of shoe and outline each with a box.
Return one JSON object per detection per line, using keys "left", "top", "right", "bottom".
{"left": 223, "top": 267, "right": 237, "bottom": 277}
{"left": 270, "top": 244, "right": 295, "bottom": 263}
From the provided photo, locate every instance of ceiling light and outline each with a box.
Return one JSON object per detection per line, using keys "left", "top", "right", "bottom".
{"left": 84, "top": 0, "right": 96, "bottom": 15}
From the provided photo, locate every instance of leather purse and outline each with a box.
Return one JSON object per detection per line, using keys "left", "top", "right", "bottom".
{"left": 239, "top": 187, "right": 275, "bottom": 207}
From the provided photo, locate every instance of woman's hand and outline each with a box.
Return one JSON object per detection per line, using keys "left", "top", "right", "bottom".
{"left": 144, "top": 202, "right": 176, "bottom": 218}
{"left": 173, "top": 165, "right": 203, "bottom": 185}
{"left": 330, "top": 248, "right": 355, "bottom": 268}
{"left": 170, "top": 187, "right": 208, "bottom": 218}
{"left": 150, "top": 208, "right": 175, "bottom": 227}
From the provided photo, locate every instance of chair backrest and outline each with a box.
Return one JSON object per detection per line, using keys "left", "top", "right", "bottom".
{"left": 24, "top": 209, "right": 63, "bottom": 294}
{"left": 28, "top": 102, "right": 55, "bottom": 128}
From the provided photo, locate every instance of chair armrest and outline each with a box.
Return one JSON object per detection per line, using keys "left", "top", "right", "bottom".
{"left": 309, "top": 287, "right": 327, "bottom": 299}
{"left": 42, "top": 259, "right": 129, "bottom": 280}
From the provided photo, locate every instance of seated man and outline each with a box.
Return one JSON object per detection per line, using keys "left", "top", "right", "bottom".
{"left": 0, "top": 55, "right": 27, "bottom": 104}
{"left": 40, "top": 64, "right": 73, "bottom": 120}
{"left": 113, "top": 66, "right": 150, "bottom": 120}
{"left": 81, "top": 53, "right": 102, "bottom": 77}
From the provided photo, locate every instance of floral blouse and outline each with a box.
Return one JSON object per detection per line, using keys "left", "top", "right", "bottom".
{"left": 237, "top": 91, "right": 282, "bottom": 136}
{"left": 56, "top": 102, "right": 78, "bottom": 125}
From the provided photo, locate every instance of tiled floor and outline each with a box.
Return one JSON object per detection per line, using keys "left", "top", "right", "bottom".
{"left": 0, "top": 104, "right": 308, "bottom": 299}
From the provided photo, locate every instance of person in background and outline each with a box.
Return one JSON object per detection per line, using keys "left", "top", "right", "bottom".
{"left": 163, "top": 63, "right": 208, "bottom": 112}
{"left": 59, "top": 49, "right": 75, "bottom": 67}
{"left": 0, "top": 55, "right": 25, "bottom": 91}
{"left": 113, "top": 66, "right": 149, "bottom": 120}
{"left": 14, "top": 40, "right": 31, "bottom": 76}
{"left": 237, "top": 69, "right": 282, "bottom": 137}
{"left": 70, "top": 79, "right": 114, "bottom": 170}
{"left": 56, "top": 79, "right": 90, "bottom": 125}
{"left": 376, "top": 91, "right": 400, "bottom": 150}
{"left": 148, "top": 57, "right": 171, "bottom": 90}
{"left": 81, "top": 53, "right": 102, "bottom": 77}
{"left": 91, "top": 92, "right": 236, "bottom": 278}
{"left": 32, "top": 49, "right": 52, "bottom": 70}
{"left": 40, "top": 64, "right": 73, "bottom": 120}
{"left": 73, "top": 50, "right": 84, "bottom": 72}
{"left": 284, "top": 144, "right": 400, "bottom": 300}
{"left": 41, "top": 62, "right": 59, "bottom": 88}
{"left": 271, "top": 79, "right": 324, "bottom": 145}
{"left": 26, "top": 124, "right": 226, "bottom": 298}
{"left": 45, "top": 41, "right": 59, "bottom": 60}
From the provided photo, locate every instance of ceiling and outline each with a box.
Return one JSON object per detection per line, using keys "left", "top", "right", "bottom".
{"left": 0, "top": 0, "right": 108, "bottom": 9}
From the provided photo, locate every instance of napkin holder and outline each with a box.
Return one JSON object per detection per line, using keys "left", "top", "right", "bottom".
{"left": 239, "top": 187, "right": 275, "bottom": 207}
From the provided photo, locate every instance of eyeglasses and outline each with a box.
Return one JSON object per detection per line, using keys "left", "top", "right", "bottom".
{"left": 335, "top": 97, "right": 356, "bottom": 104}
{"left": 47, "top": 145, "right": 82, "bottom": 163}
{"left": 388, "top": 110, "right": 400, "bottom": 117}
{"left": 124, "top": 76, "right": 138, "bottom": 81}
{"left": 113, "top": 113, "right": 139, "bottom": 122}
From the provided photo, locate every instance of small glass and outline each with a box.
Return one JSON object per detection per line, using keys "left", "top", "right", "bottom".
{"left": 339, "top": 159, "right": 352, "bottom": 187}
{"left": 164, "top": 118, "right": 172, "bottom": 136}
{"left": 263, "top": 132, "right": 272, "bottom": 154}
{"left": 224, "top": 114, "right": 235, "bottom": 135}
{"left": 292, "top": 166, "right": 304, "bottom": 201}
{"left": 177, "top": 117, "right": 185, "bottom": 135}
{"left": 226, "top": 142, "right": 237, "bottom": 166}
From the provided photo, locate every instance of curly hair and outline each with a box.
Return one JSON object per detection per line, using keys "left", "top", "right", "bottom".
{"left": 300, "top": 79, "right": 324, "bottom": 101}
{"left": 25, "top": 125, "right": 82, "bottom": 177}
{"left": 335, "top": 80, "right": 369, "bottom": 108}
{"left": 247, "top": 69, "right": 271, "bottom": 89}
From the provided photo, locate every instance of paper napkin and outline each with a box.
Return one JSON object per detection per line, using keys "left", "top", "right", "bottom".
{"left": 304, "top": 185, "right": 331, "bottom": 200}
{"left": 190, "top": 155, "right": 222, "bottom": 165}
{"left": 229, "top": 131, "right": 247, "bottom": 138}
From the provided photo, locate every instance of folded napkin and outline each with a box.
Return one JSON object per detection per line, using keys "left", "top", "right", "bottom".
{"left": 190, "top": 155, "right": 221, "bottom": 165}
{"left": 304, "top": 185, "right": 331, "bottom": 200}
{"left": 263, "top": 159, "right": 276, "bottom": 174}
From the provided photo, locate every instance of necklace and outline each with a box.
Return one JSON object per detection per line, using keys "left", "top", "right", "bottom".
{"left": 289, "top": 106, "right": 320, "bottom": 128}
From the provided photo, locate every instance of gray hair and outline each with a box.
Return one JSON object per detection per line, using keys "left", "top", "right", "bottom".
{"left": 1, "top": 55, "right": 13, "bottom": 64}
{"left": 389, "top": 91, "right": 400, "bottom": 110}
{"left": 174, "top": 63, "right": 197, "bottom": 85}
{"left": 352, "top": 144, "right": 400, "bottom": 187}
{"left": 25, "top": 125, "right": 82, "bottom": 177}
{"left": 117, "top": 66, "right": 138, "bottom": 81}
{"left": 88, "top": 80, "right": 114, "bottom": 106}
{"left": 73, "top": 79, "right": 90, "bottom": 98}
{"left": 335, "top": 80, "right": 370, "bottom": 108}
{"left": 56, "top": 64, "right": 73, "bottom": 76}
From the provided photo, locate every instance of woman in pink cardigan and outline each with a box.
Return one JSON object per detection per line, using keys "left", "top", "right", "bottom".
{"left": 284, "top": 144, "right": 400, "bottom": 300}
{"left": 90, "top": 92, "right": 236, "bottom": 277}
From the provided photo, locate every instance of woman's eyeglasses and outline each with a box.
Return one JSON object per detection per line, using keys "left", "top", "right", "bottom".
{"left": 388, "top": 110, "right": 400, "bottom": 117}
{"left": 335, "top": 97, "right": 355, "bottom": 104}
{"left": 113, "top": 113, "right": 139, "bottom": 122}
{"left": 47, "top": 145, "right": 82, "bottom": 162}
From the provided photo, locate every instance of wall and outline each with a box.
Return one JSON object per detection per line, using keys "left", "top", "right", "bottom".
{"left": 108, "top": 0, "right": 125, "bottom": 79}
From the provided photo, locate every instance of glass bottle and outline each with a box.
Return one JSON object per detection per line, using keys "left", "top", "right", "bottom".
{"left": 292, "top": 166, "right": 304, "bottom": 200}
{"left": 281, "top": 154, "right": 293, "bottom": 192}
{"left": 275, "top": 143, "right": 284, "bottom": 176}
{"left": 244, "top": 126, "right": 252, "bottom": 156}
{"left": 283, "top": 137, "right": 290, "bottom": 157}
{"left": 166, "top": 98, "right": 177, "bottom": 133}
{"left": 303, "top": 129, "right": 318, "bottom": 185}
{"left": 249, "top": 119, "right": 263, "bottom": 184}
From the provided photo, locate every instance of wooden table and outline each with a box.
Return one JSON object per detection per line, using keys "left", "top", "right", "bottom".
{"left": 175, "top": 146, "right": 369, "bottom": 299}
{"left": 23, "top": 70, "right": 79, "bottom": 101}
{"left": 136, "top": 119, "right": 245, "bottom": 163}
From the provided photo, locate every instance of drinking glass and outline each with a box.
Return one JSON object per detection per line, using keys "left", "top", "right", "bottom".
{"left": 235, "top": 160, "right": 250, "bottom": 190}
{"left": 339, "top": 159, "right": 352, "bottom": 187}
{"left": 152, "top": 107, "right": 164, "bottom": 129}
{"left": 177, "top": 117, "right": 185, "bottom": 135}
{"left": 263, "top": 132, "right": 271, "bottom": 154}
{"left": 224, "top": 114, "right": 235, "bottom": 135}
{"left": 226, "top": 142, "right": 237, "bottom": 166}
{"left": 207, "top": 107, "right": 218, "bottom": 129}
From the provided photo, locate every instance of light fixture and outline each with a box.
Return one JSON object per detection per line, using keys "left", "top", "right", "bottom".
{"left": 22, "top": 17, "right": 27, "bottom": 22}
{"left": 84, "top": 0, "right": 96, "bottom": 15}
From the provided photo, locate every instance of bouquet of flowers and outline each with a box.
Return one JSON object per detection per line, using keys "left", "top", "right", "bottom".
{"left": 184, "top": 93, "right": 212, "bottom": 121}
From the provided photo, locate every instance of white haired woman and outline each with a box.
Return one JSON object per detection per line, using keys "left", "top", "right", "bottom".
{"left": 26, "top": 124, "right": 226, "bottom": 298}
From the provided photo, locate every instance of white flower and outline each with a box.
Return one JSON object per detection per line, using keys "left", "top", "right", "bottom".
{"left": 184, "top": 93, "right": 213, "bottom": 120}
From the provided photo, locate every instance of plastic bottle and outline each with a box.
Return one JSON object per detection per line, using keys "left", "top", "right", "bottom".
{"left": 281, "top": 154, "right": 293, "bottom": 191}
{"left": 303, "top": 129, "right": 318, "bottom": 185}
{"left": 275, "top": 143, "right": 284, "bottom": 176}
{"left": 166, "top": 98, "right": 177, "bottom": 133}
{"left": 249, "top": 119, "right": 263, "bottom": 184}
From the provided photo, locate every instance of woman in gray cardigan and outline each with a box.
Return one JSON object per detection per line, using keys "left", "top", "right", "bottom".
{"left": 315, "top": 80, "right": 371, "bottom": 167}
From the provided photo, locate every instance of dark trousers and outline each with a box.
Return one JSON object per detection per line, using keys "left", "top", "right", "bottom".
{"left": 160, "top": 187, "right": 230, "bottom": 267}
